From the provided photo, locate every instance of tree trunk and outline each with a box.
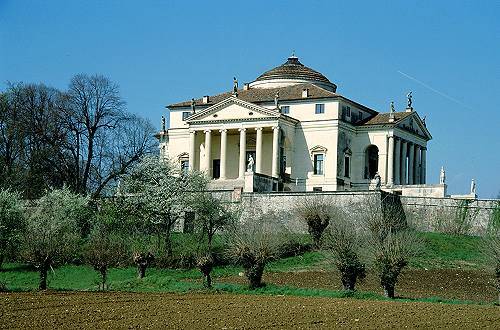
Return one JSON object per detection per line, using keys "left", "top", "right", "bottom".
{"left": 100, "top": 268, "right": 107, "bottom": 291}
{"left": 384, "top": 285, "right": 395, "bottom": 299}
{"left": 39, "top": 266, "right": 48, "bottom": 290}
{"left": 165, "top": 227, "right": 172, "bottom": 258}
{"left": 205, "top": 273, "right": 212, "bottom": 288}
{"left": 0, "top": 254, "right": 4, "bottom": 271}
{"left": 137, "top": 264, "right": 147, "bottom": 279}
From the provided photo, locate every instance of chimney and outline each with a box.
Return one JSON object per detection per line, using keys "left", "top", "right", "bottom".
{"left": 302, "top": 88, "right": 309, "bottom": 98}
{"left": 202, "top": 95, "right": 209, "bottom": 104}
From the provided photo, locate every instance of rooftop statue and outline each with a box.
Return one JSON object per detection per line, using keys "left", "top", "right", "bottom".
{"left": 161, "top": 116, "right": 166, "bottom": 131}
{"left": 407, "top": 91, "right": 413, "bottom": 108}
{"left": 274, "top": 91, "right": 280, "bottom": 109}
{"left": 233, "top": 77, "right": 238, "bottom": 95}
{"left": 470, "top": 179, "right": 476, "bottom": 195}
{"left": 440, "top": 166, "right": 446, "bottom": 184}
{"left": 191, "top": 98, "right": 196, "bottom": 114}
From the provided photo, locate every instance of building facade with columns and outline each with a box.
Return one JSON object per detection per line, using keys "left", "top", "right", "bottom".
{"left": 158, "top": 56, "right": 432, "bottom": 193}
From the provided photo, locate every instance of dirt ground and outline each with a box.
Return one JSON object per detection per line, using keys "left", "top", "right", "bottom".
{"left": 221, "top": 269, "right": 498, "bottom": 303}
{"left": 1, "top": 292, "right": 499, "bottom": 329}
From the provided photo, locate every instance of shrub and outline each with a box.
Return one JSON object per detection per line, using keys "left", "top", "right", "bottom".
{"left": 296, "top": 197, "right": 333, "bottom": 249}
{"left": 483, "top": 226, "right": 500, "bottom": 304}
{"left": 0, "top": 189, "right": 25, "bottom": 269}
{"left": 227, "top": 211, "right": 290, "bottom": 289}
{"left": 322, "top": 215, "right": 366, "bottom": 291}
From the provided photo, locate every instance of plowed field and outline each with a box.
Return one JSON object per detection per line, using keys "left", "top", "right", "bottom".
{"left": 1, "top": 292, "right": 499, "bottom": 329}
{"left": 220, "top": 269, "right": 498, "bottom": 302}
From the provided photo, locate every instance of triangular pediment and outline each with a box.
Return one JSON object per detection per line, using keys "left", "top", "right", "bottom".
{"left": 186, "top": 96, "right": 280, "bottom": 123}
{"left": 397, "top": 112, "right": 432, "bottom": 140}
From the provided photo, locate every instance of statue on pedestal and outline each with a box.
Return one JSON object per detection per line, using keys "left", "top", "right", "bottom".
{"left": 470, "top": 179, "right": 476, "bottom": 195}
{"left": 233, "top": 77, "right": 238, "bottom": 96}
{"left": 161, "top": 116, "right": 166, "bottom": 131}
{"left": 191, "top": 98, "right": 196, "bottom": 114}
{"left": 274, "top": 92, "right": 280, "bottom": 110}
{"left": 439, "top": 166, "right": 446, "bottom": 184}
{"left": 247, "top": 155, "right": 254, "bottom": 172}
{"left": 373, "top": 172, "right": 381, "bottom": 190}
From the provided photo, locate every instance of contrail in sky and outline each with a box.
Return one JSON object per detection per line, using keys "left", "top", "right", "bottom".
{"left": 397, "top": 70, "right": 473, "bottom": 110}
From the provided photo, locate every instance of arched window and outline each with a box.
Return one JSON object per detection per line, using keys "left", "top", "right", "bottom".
{"left": 365, "top": 145, "right": 379, "bottom": 179}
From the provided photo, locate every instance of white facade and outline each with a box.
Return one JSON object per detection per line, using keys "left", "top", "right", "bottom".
{"left": 158, "top": 56, "right": 432, "bottom": 193}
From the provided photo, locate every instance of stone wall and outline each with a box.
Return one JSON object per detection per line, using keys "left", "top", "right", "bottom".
{"left": 236, "top": 191, "right": 499, "bottom": 236}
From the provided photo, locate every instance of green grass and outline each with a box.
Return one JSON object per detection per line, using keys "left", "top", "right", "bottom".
{"left": 411, "top": 232, "right": 485, "bottom": 269}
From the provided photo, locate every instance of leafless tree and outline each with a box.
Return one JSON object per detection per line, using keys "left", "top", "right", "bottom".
{"left": 227, "top": 210, "right": 290, "bottom": 289}
{"left": 295, "top": 196, "right": 333, "bottom": 248}
{"left": 322, "top": 210, "right": 366, "bottom": 291}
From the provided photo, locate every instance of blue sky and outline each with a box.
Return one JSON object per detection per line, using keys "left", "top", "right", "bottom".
{"left": 1, "top": 0, "right": 499, "bottom": 198}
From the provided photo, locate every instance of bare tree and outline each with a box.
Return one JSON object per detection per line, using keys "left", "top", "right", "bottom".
{"left": 227, "top": 211, "right": 290, "bottom": 289}
{"left": 66, "top": 74, "right": 156, "bottom": 197}
{"left": 193, "top": 192, "right": 238, "bottom": 287}
{"left": 296, "top": 196, "right": 332, "bottom": 249}
{"left": 358, "top": 195, "right": 421, "bottom": 298}
{"left": 322, "top": 210, "right": 366, "bottom": 291}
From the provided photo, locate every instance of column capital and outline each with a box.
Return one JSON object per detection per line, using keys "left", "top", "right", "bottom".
{"left": 272, "top": 125, "right": 280, "bottom": 131}
{"left": 219, "top": 128, "right": 228, "bottom": 133}
{"left": 421, "top": 146, "right": 427, "bottom": 151}
{"left": 189, "top": 130, "right": 196, "bottom": 134}
{"left": 401, "top": 139, "right": 407, "bottom": 145}
{"left": 238, "top": 128, "right": 246, "bottom": 132}
{"left": 255, "top": 127, "right": 263, "bottom": 131}
{"left": 203, "top": 129, "right": 211, "bottom": 133}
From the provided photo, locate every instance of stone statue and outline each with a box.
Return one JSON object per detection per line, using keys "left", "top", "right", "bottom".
{"left": 407, "top": 91, "right": 413, "bottom": 109}
{"left": 233, "top": 77, "right": 238, "bottom": 94}
{"left": 390, "top": 101, "right": 395, "bottom": 113}
{"left": 191, "top": 98, "right": 196, "bottom": 114}
{"left": 274, "top": 91, "right": 280, "bottom": 109}
{"left": 439, "top": 166, "right": 446, "bottom": 184}
{"left": 247, "top": 154, "right": 254, "bottom": 172}
{"left": 470, "top": 179, "right": 476, "bottom": 195}
{"left": 161, "top": 116, "right": 166, "bottom": 131}
{"left": 374, "top": 172, "right": 381, "bottom": 190}
{"left": 422, "top": 115, "right": 427, "bottom": 127}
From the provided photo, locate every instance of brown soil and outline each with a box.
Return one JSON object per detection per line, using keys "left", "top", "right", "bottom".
{"left": 221, "top": 269, "right": 498, "bottom": 302}
{"left": 1, "top": 292, "right": 499, "bottom": 329}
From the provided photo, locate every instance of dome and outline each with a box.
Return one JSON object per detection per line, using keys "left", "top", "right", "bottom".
{"left": 250, "top": 56, "right": 337, "bottom": 92}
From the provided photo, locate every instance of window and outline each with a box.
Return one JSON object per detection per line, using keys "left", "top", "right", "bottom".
{"left": 341, "top": 105, "right": 351, "bottom": 118}
{"left": 182, "top": 111, "right": 190, "bottom": 121}
{"left": 180, "top": 160, "right": 189, "bottom": 174}
{"left": 281, "top": 105, "right": 290, "bottom": 114}
{"left": 358, "top": 111, "right": 363, "bottom": 120}
{"left": 313, "top": 154, "right": 324, "bottom": 175}
{"left": 313, "top": 187, "right": 323, "bottom": 192}
{"left": 344, "top": 155, "right": 350, "bottom": 178}
{"left": 315, "top": 104, "right": 325, "bottom": 114}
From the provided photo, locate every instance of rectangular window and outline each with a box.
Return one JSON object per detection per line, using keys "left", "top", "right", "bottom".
{"left": 281, "top": 105, "right": 290, "bottom": 114}
{"left": 313, "top": 154, "right": 324, "bottom": 175}
{"left": 180, "top": 160, "right": 189, "bottom": 174}
{"left": 182, "top": 112, "right": 190, "bottom": 121}
{"left": 344, "top": 155, "right": 350, "bottom": 178}
{"left": 313, "top": 187, "right": 323, "bottom": 192}
{"left": 315, "top": 104, "right": 325, "bottom": 114}
{"left": 358, "top": 111, "right": 363, "bottom": 120}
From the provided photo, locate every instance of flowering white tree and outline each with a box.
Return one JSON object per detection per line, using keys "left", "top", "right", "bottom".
{"left": 121, "top": 155, "right": 207, "bottom": 259}
{"left": 21, "top": 187, "right": 89, "bottom": 290}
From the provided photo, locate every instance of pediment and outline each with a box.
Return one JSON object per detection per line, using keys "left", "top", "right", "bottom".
{"left": 310, "top": 145, "right": 328, "bottom": 155}
{"left": 186, "top": 96, "right": 280, "bottom": 123}
{"left": 397, "top": 112, "right": 432, "bottom": 140}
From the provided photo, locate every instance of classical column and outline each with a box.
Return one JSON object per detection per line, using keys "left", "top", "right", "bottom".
{"left": 255, "top": 127, "right": 263, "bottom": 174}
{"left": 204, "top": 129, "right": 211, "bottom": 175}
{"left": 387, "top": 135, "right": 394, "bottom": 185}
{"left": 189, "top": 130, "right": 196, "bottom": 171}
{"left": 219, "top": 129, "right": 227, "bottom": 179}
{"left": 421, "top": 147, "right": 427, "bottom": 184}
{"left": 271, "top": 126, "right": 280, "bottom": 178}
{"left": 394, "top": 137, "right": 401, "bottom": 185}
{"left": 414, "top": 145, "right": 421, "bottom": 184}
{"left": 401, "top": 140, "right": 407, "bottom": 185}
{"left": 238, "top": 128, "right": 246, "bottom": 179}
{"left": 408, "top": 143, "right": 414, "bottom": 185}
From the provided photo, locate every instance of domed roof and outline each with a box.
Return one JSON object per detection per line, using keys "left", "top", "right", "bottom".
{"left": 251, "top": 56, "right": 336, "bottom": 91}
